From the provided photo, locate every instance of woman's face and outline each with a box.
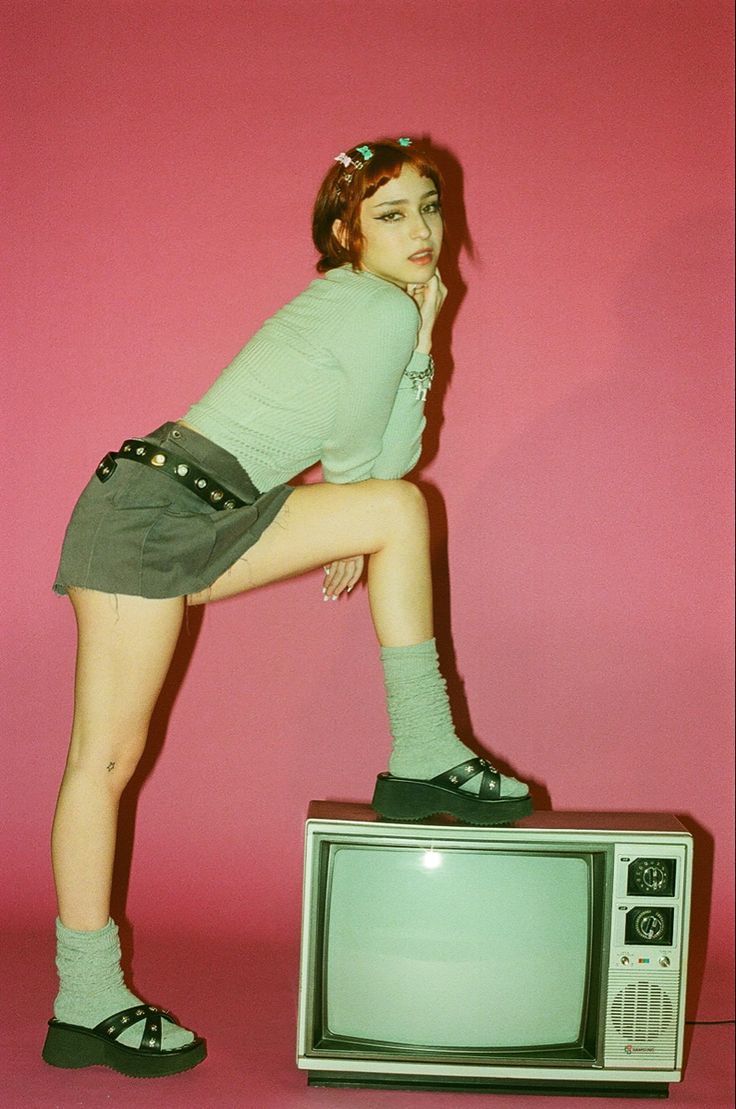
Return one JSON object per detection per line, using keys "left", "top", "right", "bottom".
{"left": 356, "top": 165, "right": 443, "bottom": 289}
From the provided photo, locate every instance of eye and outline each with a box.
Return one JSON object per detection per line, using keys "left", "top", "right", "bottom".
{"left": 422, "top": 202, "right": 441, "bottom": 215}
{"left": 377, "top": 210, "right": 403, "bottom": 222}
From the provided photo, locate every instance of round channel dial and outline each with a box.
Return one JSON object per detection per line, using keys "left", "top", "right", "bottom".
{"left": 629, "top": 858, "right": 673, "bottom": 894}
{"left": 630, "top": 908, "right": 668, "bottom": 942}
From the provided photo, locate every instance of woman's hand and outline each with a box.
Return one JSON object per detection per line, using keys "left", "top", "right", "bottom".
{"left": 323, "top": 556, "right": 364, "bottom": 600}
{"left": 407, "top": 270, "right": 447, "bottom": 353}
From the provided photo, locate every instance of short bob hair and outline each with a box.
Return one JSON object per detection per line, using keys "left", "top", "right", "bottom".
{"left": 312, "top": 139, "right": 443, "bottom": 273}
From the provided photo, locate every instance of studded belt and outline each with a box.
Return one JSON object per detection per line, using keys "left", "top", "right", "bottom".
{"left": 95, "top": 438, "right": 257, "bottom": 511}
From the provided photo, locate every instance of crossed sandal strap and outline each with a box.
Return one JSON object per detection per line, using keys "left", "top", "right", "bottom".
{"left": 94, "top": 1003, "right": 172, "bottom": 1050}
{"left": 431, "top": 756, "right": 501, "bottom": 799}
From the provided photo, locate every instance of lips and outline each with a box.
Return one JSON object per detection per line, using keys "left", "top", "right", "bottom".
{"left": 409, "top": 250, "right": 434, "bottom": 264}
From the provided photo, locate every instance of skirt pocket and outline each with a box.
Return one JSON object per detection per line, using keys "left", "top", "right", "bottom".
{"left": 108, "top": 461, "right": 175, "bottom": 509}
{"left": 140, "top": 508, "right": 217, "bottom": 594}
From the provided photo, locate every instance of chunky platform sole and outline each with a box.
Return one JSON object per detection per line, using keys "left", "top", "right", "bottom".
{"left": 42, "top": 1019, "right": 207, "bottom": 1077}
{"left": 372, "top": 772, "right": 533, "bottom": 825}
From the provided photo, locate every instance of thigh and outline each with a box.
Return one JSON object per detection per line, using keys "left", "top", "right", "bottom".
{"left": 188, "top": 479, "right": 425, "bottom": 605}
{"left": 67, "top": 588, "right": 185, "bottom": 760}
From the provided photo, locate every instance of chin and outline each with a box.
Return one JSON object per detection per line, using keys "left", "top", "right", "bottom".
{"left": 405, "top": 266, "right": 435, "bottom": 285}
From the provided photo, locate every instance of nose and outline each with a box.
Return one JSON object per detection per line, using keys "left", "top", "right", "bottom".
{"left": 410, "top": 212, "right": 431, "bottom": 239}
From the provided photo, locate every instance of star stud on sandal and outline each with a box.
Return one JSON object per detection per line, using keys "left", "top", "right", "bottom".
{"left": 372, "top": 757, "right": 533, "bottom": 825}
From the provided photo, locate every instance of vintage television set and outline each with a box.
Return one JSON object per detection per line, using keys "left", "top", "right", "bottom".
{"left": 297, "top": 803, "right": 692, "bottom": 1098}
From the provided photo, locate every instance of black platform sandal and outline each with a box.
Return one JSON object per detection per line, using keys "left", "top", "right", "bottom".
{"left": 372, "top": 756, "right": 533, "bottom": 825}
{"left": 42, "top": 1003, "right": 206, "bottom": 1077}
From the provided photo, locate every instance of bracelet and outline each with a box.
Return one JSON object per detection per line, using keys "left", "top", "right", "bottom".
{"left": 405, "top": 353, "right": 435, "bottom": 401}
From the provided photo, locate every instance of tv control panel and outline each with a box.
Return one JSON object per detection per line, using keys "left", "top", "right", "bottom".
{"left": 610, "top": 845, "right": 688, "bottom": 969}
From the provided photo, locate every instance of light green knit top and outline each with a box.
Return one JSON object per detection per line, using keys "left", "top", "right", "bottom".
{"left": 183, "top": 266, "right": 431, "bottom": 491}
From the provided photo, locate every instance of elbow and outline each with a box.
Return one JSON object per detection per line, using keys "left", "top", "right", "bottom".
{"left": 371, "top": 447, "right": 422, "bottom": 481}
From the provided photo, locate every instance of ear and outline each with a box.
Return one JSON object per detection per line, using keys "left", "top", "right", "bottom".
{"left": 332, "top": 218, "right": 348, "bottom": 249}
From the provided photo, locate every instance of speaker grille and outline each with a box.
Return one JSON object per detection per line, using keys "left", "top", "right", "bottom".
{"left": 610, "top": 981, "right": 674, "bottom": 1041}
{"left": 604, "top": 970, "right": 681, "bottom": 1068}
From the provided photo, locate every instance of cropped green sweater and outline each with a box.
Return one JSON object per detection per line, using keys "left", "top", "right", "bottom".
{"left": 183, "top": 266, "right": 431, "bottom": 491}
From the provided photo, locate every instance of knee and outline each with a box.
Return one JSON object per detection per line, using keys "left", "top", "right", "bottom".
{"left": 369, "top": 478, "right": 428, "bottom": 535}
{"left": 371, "top": 477, "right": 426, "bottom": 511}
{"left": 65, "top": 733, "right": 147, "bottom": 794}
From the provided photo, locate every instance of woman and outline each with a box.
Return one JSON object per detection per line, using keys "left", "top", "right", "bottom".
{"left": 43, "top": 139, "right": 532, "bottom": 1077}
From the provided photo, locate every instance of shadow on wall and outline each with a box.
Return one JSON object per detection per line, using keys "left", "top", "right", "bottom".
{"left": 440, "top": 204, "right": 731, "bottom": 1014}
{"left": 416, "top": 138, "right": 471, "bottom": 469}
{"left": 675, "top": 812, "right": 714, "bottom": 1024}
{"left": 461, "top": 204, "right": 732, "bottom": 724}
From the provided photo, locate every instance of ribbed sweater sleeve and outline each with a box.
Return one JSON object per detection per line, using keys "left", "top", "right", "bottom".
{"left": 370, "top": 349, "right": 430, "bottom": 479}
{"left": 320, "top": 282, "right": 423, "bottom": 483}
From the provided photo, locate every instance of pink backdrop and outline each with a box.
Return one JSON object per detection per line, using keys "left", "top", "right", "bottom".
{"left": 3, "top": 0, "right": 733, "bottom": 1023}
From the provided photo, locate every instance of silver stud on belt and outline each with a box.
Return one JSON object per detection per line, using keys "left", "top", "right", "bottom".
{"left": 96, "top": 437, "right": 255, "bottom": 511}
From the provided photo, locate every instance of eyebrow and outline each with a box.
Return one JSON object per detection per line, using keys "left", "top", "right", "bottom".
{"left": 371, "top": 189, "right": 439, "bottom": 209}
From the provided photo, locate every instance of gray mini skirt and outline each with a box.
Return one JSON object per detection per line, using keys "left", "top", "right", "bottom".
{"left": 53, "top": 422, "right": 294, "bottom": 599}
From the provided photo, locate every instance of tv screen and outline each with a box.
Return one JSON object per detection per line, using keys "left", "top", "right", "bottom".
{"left": 324, "top": 845, "right": 591, "bottom": 1050}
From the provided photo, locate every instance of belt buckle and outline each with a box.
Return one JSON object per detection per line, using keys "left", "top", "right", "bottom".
{"left": 96, "top": 453, "right": 117, "bottom": 482}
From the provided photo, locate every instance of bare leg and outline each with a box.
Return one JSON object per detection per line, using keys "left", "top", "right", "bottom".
{"left": 189, "top": 478, "right": 433, "bottom": 647}
{"left": 52, "top": 590, "right": 184, "bottom": 931}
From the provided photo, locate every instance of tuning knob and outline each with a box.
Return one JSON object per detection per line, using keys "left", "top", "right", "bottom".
{"left": 625, "top": 905, "right": 674, "bottom": 945}
{"left": 636, "top": 910, "right": 666, "bottom": 941}
{"left": 641, "top": 865, "right": 667, "bottom": 891}
{"left": 627, "top": 857, "right": 676, "bottom": 896}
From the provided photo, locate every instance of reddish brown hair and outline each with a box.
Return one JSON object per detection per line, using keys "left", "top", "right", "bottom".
{"left": 312, "top": 139, "right": 443, "bottom": 273}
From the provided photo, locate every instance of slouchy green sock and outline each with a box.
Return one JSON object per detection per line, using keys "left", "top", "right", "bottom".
{"left": 53, "top": 918, "right": 193, "bottom": 1050}
{"left": 380, "top": 638, "right": 527, "bottom": 798}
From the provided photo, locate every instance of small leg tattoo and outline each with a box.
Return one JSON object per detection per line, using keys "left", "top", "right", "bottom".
{"left": 106, "top": 761, "right": 116, "bottom": 772}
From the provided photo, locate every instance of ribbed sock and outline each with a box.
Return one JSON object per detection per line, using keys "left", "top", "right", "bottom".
{"left": 53, "top": 918, "right": 193, "bottom": 1050}
{"left": 381, "top": 638, "right": 527, "bottom": 798}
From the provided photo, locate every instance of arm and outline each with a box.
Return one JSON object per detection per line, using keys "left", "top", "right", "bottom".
{"left": 320, "top": 286, "right": 420, "bottom": 484}
{"left": 367, "top": 271, "right": 447, "bottom": 479}
{"left": 368, "top": 350, "right": 430, "bottom": 478}
{"left": 320, "top": 273, "right": 446, "bottom": 483}
{"left": 322, "top": 273, "right": 447, "bottom": 599}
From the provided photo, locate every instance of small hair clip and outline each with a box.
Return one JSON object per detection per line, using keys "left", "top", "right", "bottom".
{"left": 355, "top": 144, "right": 374, "bottom": 161}
{"left": 334, "top": 152, "right": 355, "bottom": 168}
{"left": 397, "top": 137, "right": 412, "bottom": 147}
